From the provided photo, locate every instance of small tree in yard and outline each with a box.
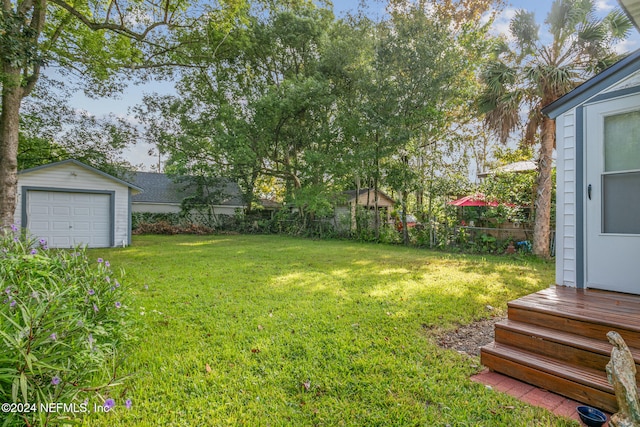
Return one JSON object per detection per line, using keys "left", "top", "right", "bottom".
{"left": 478, "top": 0, "right": 632, "bottom": 257}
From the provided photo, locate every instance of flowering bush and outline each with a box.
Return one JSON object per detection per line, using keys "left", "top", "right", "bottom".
{"left": 0, "top": 226, "right": 133, "bottom": 426}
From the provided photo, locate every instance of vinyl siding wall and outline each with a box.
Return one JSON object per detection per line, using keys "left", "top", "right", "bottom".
{"left": 556, "top": 110, "right": 578, "bottom": 287}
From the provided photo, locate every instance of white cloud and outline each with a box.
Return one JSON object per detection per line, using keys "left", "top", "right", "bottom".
{"left": 594, "top": 0, "right": 614, "bottom": 12}
{"left": 614, "top": 38, "right": 639, "bottom": 54}
{"left": 489, "top": 7, "right": 517, "bottom": 40}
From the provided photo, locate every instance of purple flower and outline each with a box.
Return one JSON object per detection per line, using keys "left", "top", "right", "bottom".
{"left": 105, "top": 276, "right": 111, "bottom": 283}
{"left": 9, "top": 300, "right": 16, "bottom": 308}
{"left": 125, "top": 399, "right": 132, "bottom": 409}
{"left": 42, "top": 245, "right": 48, "bottom": 250}
{"left": 105, "top": 261, "right": 110, "bottom": 268}
{"left": 51, "top": 376, "right": 60, "bottom": 386}
{"left": 115, "top": 280, "right": 121, "bottom": 288}
{"left": 30, "top": 249, "right": 37, "bottom": 255}
{"left": 115, "top": 302, "right": 122, "bottom": 309}
{"left": 39, "top": 238, "right": 46, "bottom": 246}
{"left": 50, "top": 333, "right": 57, "bottom": 341}
{"left": 104, "top": 399, "right": 115, "bottom": 410}
{"left": 88, "top": 289, "right": 95, "bottom": 296}
{"left": 4, "top": 287, "right": 10, "bottom": 295}
{"left": 110, "top": 286, "right": 115, "bottom": 291}
{"left": 97, "top": 258, "right": 103, "bottom": 263}
{"left": 88, "top": 334, "right": 94, "bottom": 346}
{"left": 93, "top": 303, "right": 99, "bottom": 313}
{"left": 11, "top": 224, "right": 18, "bottom": 232}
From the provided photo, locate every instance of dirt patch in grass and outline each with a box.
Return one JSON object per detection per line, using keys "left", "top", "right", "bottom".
{"left": 436, "top": 316, "right": 506, "bottom": 357}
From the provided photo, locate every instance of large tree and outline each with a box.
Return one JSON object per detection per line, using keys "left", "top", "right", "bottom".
{"left": 479, "top": 0, "right": 632, "bottom": 257}
{"left": 137, "top": 2, "right": 342, "bottom": 211}
{"left": 0, "top": 0, "right": 247, "bottom": 228}
{"left": 354, "top": 0, "right": 499, "bottom": 244}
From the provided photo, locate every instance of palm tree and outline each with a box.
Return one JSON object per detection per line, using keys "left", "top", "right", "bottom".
{"left": 479, "top": 0, "right": 632, "bottom": 257}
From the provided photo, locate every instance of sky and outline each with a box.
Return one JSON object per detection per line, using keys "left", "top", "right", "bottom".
{"left": 65, "top": 0, "right": 640, "bottom": 170}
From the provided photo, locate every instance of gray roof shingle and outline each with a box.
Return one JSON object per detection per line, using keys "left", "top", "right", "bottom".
{"left": 130, "top": 172, "right": 244, "bottom": 206}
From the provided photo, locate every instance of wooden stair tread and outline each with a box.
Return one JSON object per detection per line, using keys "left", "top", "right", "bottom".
{"left": 513, "top": 287, "right": 640, "bottom": 322}
{"left": 481, "top": 342, "right": 613, "bottom": 393}
{"left": 495, "top": 319, "right": 640, "bottom": 363}
{"left": 508, "top": 296, "right": 640, "bottom": 332}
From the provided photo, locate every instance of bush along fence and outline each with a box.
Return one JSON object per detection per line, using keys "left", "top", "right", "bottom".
{"left": 0, "top": 226, "right": 134, "bottom": 426}
{"left": 132, "top": 209, "right": 555, "bottom": 256}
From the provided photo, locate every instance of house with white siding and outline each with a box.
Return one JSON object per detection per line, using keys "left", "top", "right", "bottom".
{"left": 543, "top": 48, "right": 640, "bottom": 294}
{"left": 480, "top": 43, "right": 640, "bottom": 412}
{"left": 16, "top": 159, "right": 141, "bottom": 248}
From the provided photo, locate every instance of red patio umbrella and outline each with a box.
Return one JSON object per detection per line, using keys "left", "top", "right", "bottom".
{"left": 447, "top": 193, "right": 500, "bottom": 207}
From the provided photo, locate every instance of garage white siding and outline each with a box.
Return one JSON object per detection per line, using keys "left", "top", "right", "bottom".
{"left": 15, "top": 160, "right": 139, "bottom": 248}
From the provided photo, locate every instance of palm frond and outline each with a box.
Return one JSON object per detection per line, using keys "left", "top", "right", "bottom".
{"left": 605, "top": 9, "right": 633, "bottom": 40}
{"left": 510, "top": 9, "right": 539, "bottom": 56}
{"left": 546, "top": 0, "right": 573, "bottom": 37}
{"left": 481, "top": 60, "right": 518, "bottom": 94}
{"left": 482, "top": 89, "right": 523, "bottom": 144}
{"left": 525, "top": 64, "right": 576, "bottom": 101}
{"left": 578, "top": 21, "right": 607, "bottom": 45}
{"left": 547, "top": 0, "right": 594, "bottom": 40}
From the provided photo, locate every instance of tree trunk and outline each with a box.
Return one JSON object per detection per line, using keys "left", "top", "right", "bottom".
{"left": 401, "top": 190, "right": 409, "bottom": 246}
{"left": 532, "top": 117, "right": 555, "bottom": 258}
{"left": 0, "top": 66, "right": 23, "bottom": 229}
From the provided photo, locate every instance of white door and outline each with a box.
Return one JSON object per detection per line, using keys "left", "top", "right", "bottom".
{"left": 27, "top": 190, "right": 111, "bottom": 248}
{"left": 585, "top": 94, "right": 640, "bottom": 294}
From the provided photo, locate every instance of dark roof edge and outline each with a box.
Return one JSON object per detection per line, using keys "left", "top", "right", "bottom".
{"left": 618, "top": 0, "right": 640, "bottom": 33}
{"left": 19, "top": 159, "right": 143, "bottom": 192}
{"left": 542, "top": 49, "right": 640, "bottom": 119}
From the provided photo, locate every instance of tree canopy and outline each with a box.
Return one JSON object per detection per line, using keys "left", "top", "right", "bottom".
{"left": 137, "top": 0, "right": 501, "bottom": 242}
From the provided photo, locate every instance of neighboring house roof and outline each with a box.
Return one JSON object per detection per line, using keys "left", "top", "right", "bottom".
{"left": 259, "top": 198, "right": 282, "bottom": 209}
{"left": 343, "top": 188, "right": 396, "bottom": 206}
{"left": 129, "top": 172, "right": 244, "bottom": 206}
{"left": 478, "top": 160, "right": 538, "bottom": 178}
{"left": 542, "top": 49, "right": 640, "bottom": 119}
{"left": 19, "top": 159, "right": 143, "bottom": 193}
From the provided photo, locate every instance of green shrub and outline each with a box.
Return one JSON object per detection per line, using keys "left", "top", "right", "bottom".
{"left": 0, "top": 226, "right": 133, "bottom": 426}
{"left": 131, "top": 212, "right": 182, "bottom": 229}
{"left": 132, "top": 221, "right": 214, "bottom": 235}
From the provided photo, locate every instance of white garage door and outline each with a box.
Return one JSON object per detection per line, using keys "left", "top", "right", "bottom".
{"left": 27, "top": 190, "right": 111, "bottom": 248}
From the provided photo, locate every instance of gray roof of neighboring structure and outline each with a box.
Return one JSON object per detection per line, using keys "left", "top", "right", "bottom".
{"left": 542, "top": 49, "right": 640, "bottom": 119}
{"left": 478, "top": 160, "right": 539, "bottom": 178}
{"left": 343, "top": 188, "right": 396, "bottom": 203}
{"left": 130, "top": 172, "right": 244, "bottom": 206}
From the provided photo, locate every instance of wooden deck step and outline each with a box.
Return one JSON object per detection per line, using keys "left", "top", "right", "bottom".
{"left": 481, "top": 342, "right": 617, "bottom": 413}
{"left": 508, "top": 288, "right": 640, "bottom": 348}
{"left": 494, "top": 319, "right": 640, "bottom": 380}
{"left": 480, "top": 286, "right": 640, "bottom": 413}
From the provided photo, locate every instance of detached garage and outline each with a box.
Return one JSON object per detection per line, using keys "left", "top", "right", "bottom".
{"left": 15, "top": 160, "right": 142, "bottom": 248}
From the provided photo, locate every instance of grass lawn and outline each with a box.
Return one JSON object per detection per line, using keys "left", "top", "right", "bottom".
{"left": 81, "top": 234, "right": 576, "bottom": 426}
